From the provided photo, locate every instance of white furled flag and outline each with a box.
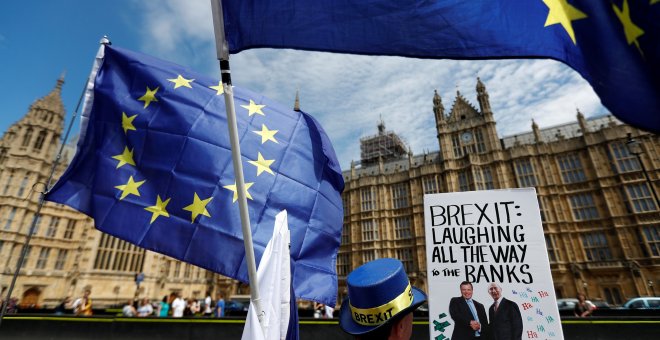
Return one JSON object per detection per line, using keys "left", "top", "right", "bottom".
{"left": 242, "top": 210, "right": 298, "bottom": 340}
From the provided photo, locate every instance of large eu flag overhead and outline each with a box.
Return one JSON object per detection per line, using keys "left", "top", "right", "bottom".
{"left": 45, "top": 45, "right": 344, "bottom": 305}
{"left": 220, "top": 0, "right": 660, "bottom": 132}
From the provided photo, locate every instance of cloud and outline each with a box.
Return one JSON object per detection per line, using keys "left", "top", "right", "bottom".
{"left": 135, "top": 0, "right": 606, "bottom": 169}
{"left": 137, "top": 0, "right": 216, "bottom": 71}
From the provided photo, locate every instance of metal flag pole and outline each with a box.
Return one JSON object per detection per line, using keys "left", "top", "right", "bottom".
{"left": 0, "top": 36, "right": 109, "bottom": 329}
{"left": 210, "top": 0, "right": 265, "bottom": 327}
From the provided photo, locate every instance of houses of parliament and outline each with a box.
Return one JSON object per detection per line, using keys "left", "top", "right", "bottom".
{"left": 1, "top": 76, "right": 658, "bottom": 308}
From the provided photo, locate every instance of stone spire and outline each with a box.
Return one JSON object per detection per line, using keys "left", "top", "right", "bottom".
{"left": 293, "top": 90, "right": 301, "bottom": 112}
{"left": 476, "top": 77, "right": 492, "bottom": 118}
{"left": 532, "top": 119, "right": 542, "bottom": 143}
{"left": 476, "top": 76, "right": 486, "bottom": 92}
{"left": 576, "top": 108, "right": 588, "bottom": 134}
{"left": 29, "top": 75, "right": 66, "bottom": 120}
{"left": 4, "top": 76, "right": 67, "bottom": 162}
{"left": 433, "top": 89, "right": 445, "bottom": 124}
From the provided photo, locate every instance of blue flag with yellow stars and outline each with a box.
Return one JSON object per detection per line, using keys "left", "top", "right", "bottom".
{"left": 221, "top": 0, "right": 660, "bottom": 132}
{"left": 45, "top": 45, "right": 344, "bottom": 305}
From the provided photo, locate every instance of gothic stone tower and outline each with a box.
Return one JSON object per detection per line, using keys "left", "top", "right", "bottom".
{"left": 0, "top": 76, "right": 92, "bottom": 307}
{"left": 0, "top": 77, "right": 225, "bottom": 308}
{"left": 435, "top": 78, "right": 500, "bottom": 159}
{"left": 434, "top": 78, "right": 511, "bottom": 192}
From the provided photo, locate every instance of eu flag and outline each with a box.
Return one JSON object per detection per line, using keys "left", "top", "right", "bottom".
{"left": 221, "top": 0, "right": 660, "bottom": 132}
{"left": 45, "top": 45, "right": 345, "bottom": 305}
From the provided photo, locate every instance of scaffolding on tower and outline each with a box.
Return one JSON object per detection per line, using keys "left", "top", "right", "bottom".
{"left": 359, "top": 119, "right": 409, "bottom": 166}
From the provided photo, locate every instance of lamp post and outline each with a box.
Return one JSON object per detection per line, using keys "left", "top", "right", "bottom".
{"left": 626, "top": 134, "right": 660, "bottom": 209}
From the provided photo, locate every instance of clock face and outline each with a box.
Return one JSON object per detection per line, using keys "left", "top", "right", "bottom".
{"left": 461, "top": 131, "right": 473, "bottom": 143}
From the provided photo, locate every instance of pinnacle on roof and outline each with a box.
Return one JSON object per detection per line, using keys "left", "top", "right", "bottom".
{"left": 476, "top": 77, "right": 486, "bottom": 91}
{"left": 31, "top": 76, "right": 66, "bottom": 116}
{"left": 293, "top": 90, "right": 301, "bottom": 112}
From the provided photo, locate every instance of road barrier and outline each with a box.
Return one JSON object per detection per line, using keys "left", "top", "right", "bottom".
{"left": 0, "top": 315, "right": 658, "bottom": 339}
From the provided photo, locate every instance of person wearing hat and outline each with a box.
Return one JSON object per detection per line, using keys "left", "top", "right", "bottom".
{"left": 339, "top": 258, "right": 427, "bottom": 339}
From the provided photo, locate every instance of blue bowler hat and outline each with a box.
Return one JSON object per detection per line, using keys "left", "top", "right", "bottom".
{"left": 339, "top": 258, "right": 427, "bottom": 335}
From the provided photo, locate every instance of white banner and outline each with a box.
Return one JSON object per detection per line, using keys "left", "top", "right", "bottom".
{"left": 424, "top": 188, "right": 563, "bottom": 340}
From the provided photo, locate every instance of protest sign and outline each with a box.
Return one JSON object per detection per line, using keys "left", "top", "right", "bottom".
{"left": 424, "top": 188, "right": 563, "bottom": 340}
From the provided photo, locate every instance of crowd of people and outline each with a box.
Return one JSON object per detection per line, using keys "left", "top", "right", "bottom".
{"left": 121, "top": 291, "right": 226, "bottom": 318}
{"left": 43, "top": 290, "right": 226, "bottom": 318}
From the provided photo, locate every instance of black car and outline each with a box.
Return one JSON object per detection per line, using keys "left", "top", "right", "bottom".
{"left": 225, "top": 300, "right": 249, "bottom": 316}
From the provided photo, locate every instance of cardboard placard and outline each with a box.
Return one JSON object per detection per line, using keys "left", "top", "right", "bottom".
{"left": 424, "top": 188, "right": 563, "bottom": 340}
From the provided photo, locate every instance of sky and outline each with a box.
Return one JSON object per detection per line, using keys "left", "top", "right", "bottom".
{"left": 0, "top": 0, "right": 609, "bottom": 170}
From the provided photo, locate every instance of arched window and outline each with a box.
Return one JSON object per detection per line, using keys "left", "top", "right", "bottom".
{"left": 17, "top": 175, "right": 28, "bottom": 197}
{"left": 22, "top": 128, "right": 33, "bottom": 147}
{"left": 33, "top": 130, "right": 47, "bottom": 151}
{"left": 3, "top": 172, "right": 13, "bottom": 194}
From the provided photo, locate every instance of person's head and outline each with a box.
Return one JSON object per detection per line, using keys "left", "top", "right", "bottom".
{"left": 83, "top": 289, "right": 91, "bottom": 298}
{"left": 141, "top": 298, "right": 149, "bottom": 305}
{"left": 488, "top": 283, "right": 502, "bottom": 301}
{"left": 577, "top": 293, "right": 586, "bottom": 302}
{"left": 339, "top": 258, "right": 427, "bottom": 340}
{"left": 459, "top": 281, "right": 473, "bottom": 300}
{"left": 162, "top": 296, "right": 168, "bottom": 303}
{"left": 355, "top": 312, "right": 414, "bottom": 340}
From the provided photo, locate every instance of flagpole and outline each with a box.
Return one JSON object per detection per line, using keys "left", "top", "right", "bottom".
{"left": 210, "top": 0, "right": 265, "bottom": 327}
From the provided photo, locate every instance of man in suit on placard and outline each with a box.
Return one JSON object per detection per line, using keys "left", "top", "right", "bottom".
{"left": 449, "top": 281, "right": 489, "bottom": 340}
{"left": 487, "top": 283, "right": 523, "bottom": 340}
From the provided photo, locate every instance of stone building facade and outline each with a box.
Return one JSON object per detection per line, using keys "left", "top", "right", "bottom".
{"left": 0, "top": 78, "right": 240, "bottom": 308}
{"left": 3, "top": 76, "right": 658, "bottom": 309}
{"left": 339, "top": 78, "right": 659, "bottom": 305}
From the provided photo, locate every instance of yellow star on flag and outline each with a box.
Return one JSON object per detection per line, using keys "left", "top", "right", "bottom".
{"left": 137, "top": 86, "right": 159, "bottom": 108}
{"left": 613, "top": 0, "right": 645, "bottom": 55}
{"left": 122, "top": 112, "right": 137, "bottom": 134}
{"left": 209, "top": 81, "right": 225, "bottom": 95}
{"left": 115, "top": 176, "right": 146, "bottom": 200}
{"left": 223, "top": 182, "right": 254, "bottom": 203}
{"left": 253, "top": 124, "right": 279, "bottom": 144}
{"left": 112, "top": 147, "right": 136, "bottom": 169}
{"left": 241, "top": 99, "right": 266, "bottom": 116}
{"left": 167, "top": 75, "right": 194, "bottom": 89}
{"left": 183, "top": 192, "right": 213, "bottom": 223}
{"left": 542, "top": 0, "right": 588, "bottom": 45}
{"left": 248, "top": 152, "right": 275, "bottom": 176}
{"left": 144, "top": 195, "right": 171, "bottom": 223}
